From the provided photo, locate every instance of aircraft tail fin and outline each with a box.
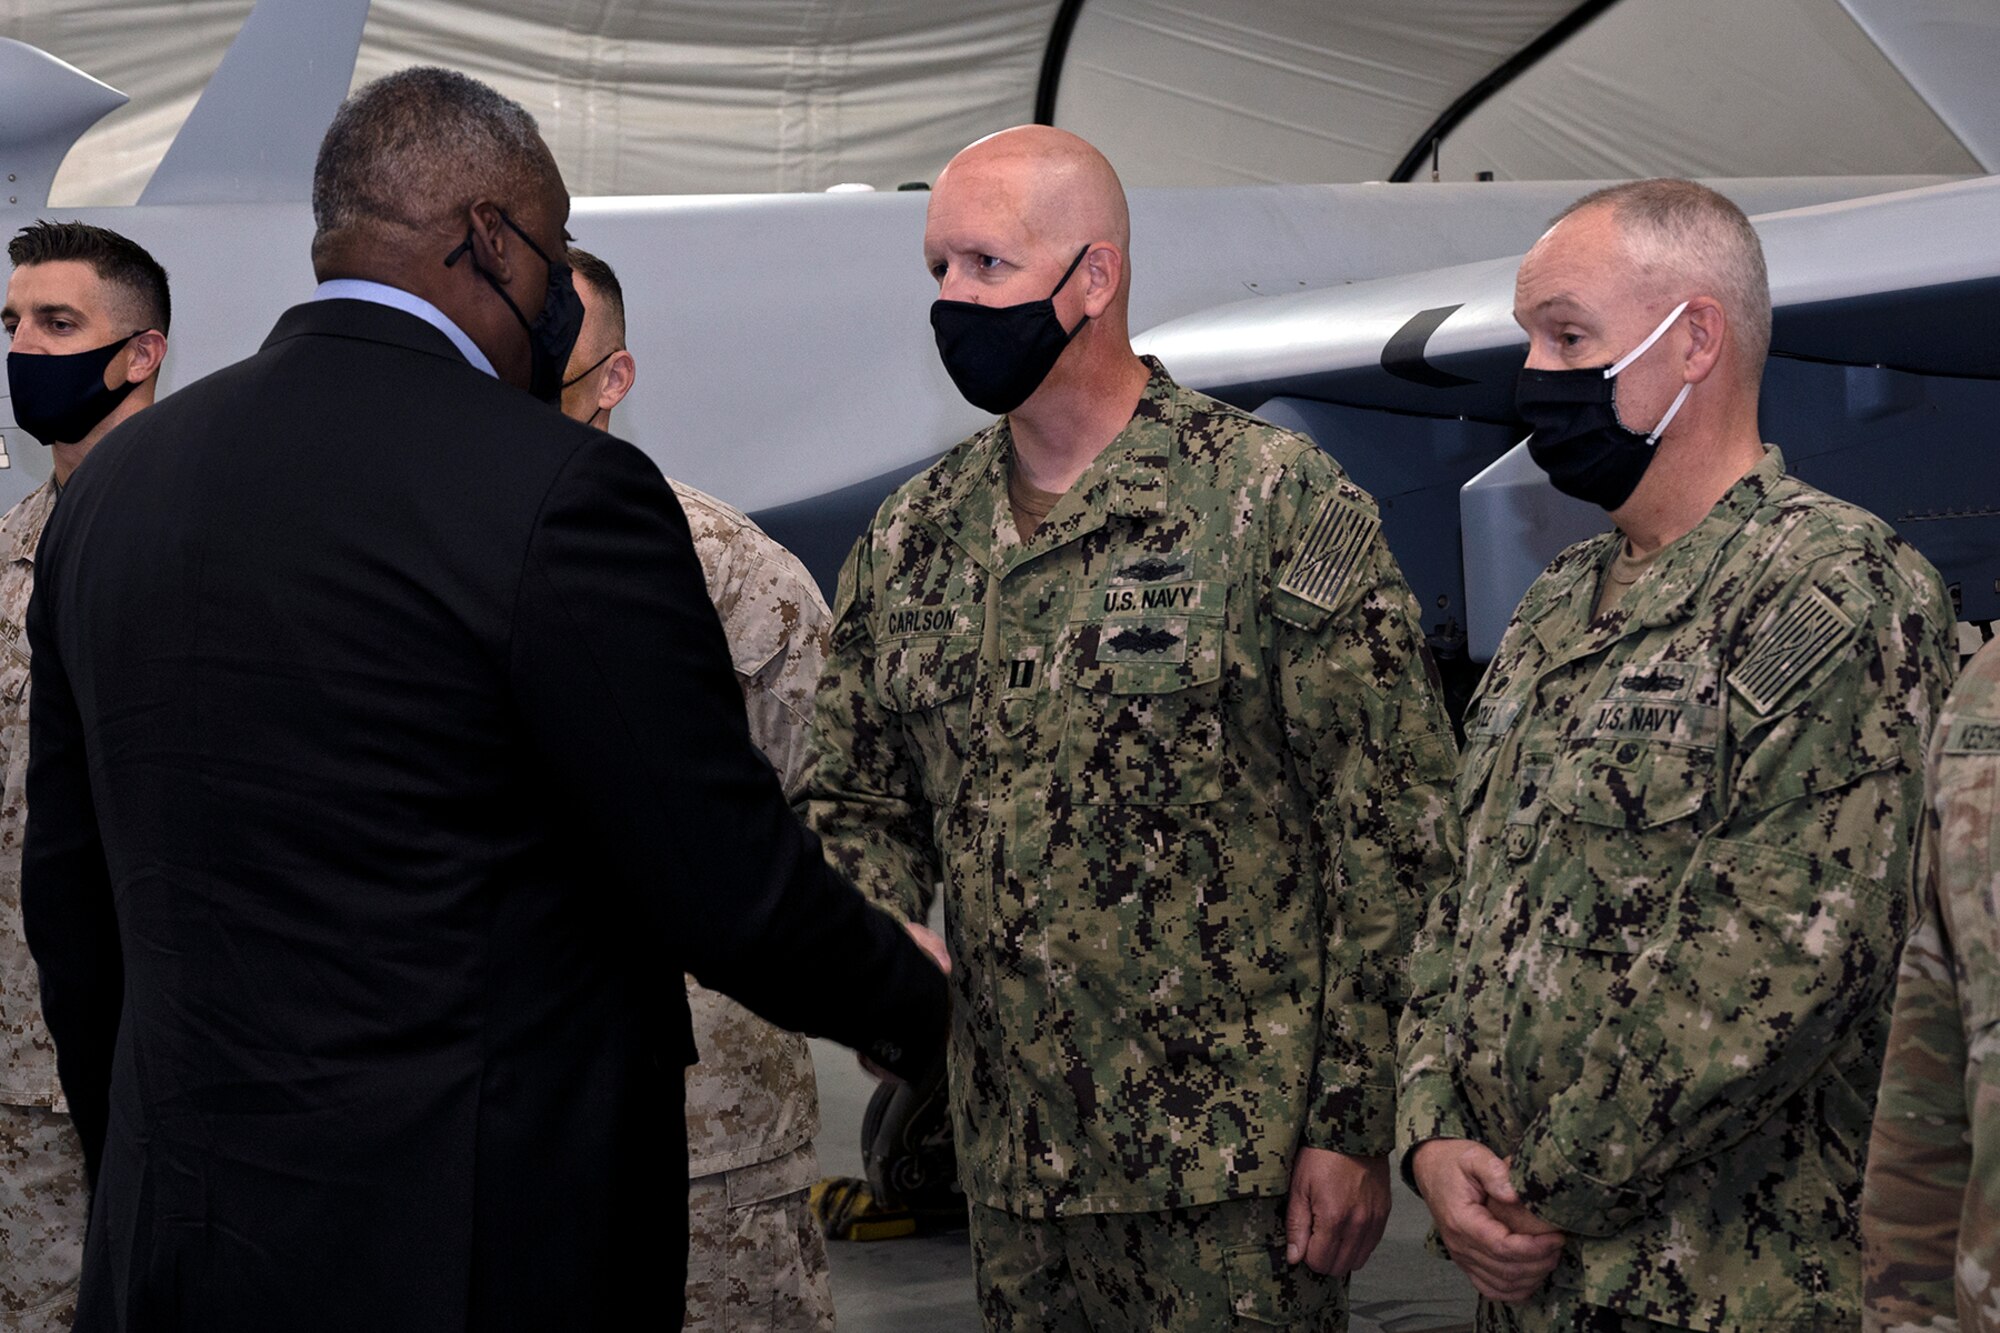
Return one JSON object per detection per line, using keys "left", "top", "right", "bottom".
{"left": 0, "top": 40, "right": 128, "bottom": 211}
{"left": 1840, "top": 0, "right": 2000, "bottom": 172}
{"left": 139, "top": 0, "right": 371, "bottom": 206}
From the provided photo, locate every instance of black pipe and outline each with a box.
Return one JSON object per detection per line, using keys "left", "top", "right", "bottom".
{"left": 1034, "top": 0, "right": 1090, "bottom": 125}
{"left": 1388, "top": 0, "right": 1623, "bottom": 183}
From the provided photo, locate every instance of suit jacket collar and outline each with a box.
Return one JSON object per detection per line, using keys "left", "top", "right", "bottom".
{"left": 261, "top": 299, "right": 483, "bottom": 371}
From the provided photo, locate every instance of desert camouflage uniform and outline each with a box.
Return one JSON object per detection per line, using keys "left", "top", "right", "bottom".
{"left": 673, "top": 482, "right": 836, "bottom": 1333}
{"left": 0, "top": 481, "right": 85, "bottom": 1331}
{"left": 1400, "top": 448, "right": 1957, "bottom": 1331}
{"left": 807, "top": 360, "right": 1459, "bottom": 1323}
{"left": 1862, "top": 639, "right": 2000, "bottom": 1333}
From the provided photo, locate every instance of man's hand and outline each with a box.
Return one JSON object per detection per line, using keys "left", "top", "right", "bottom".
{"left": 903, "top": 922, "right": 950, "bottom": 975}
{"left": 1284, "top": 1148, "right": 1390, "bottom": 1276}
{"left": 1409, "top": 1139, "right": 1564, "bottom": 1303}
{"left": 861, "top": 922, "right": 952, "bottom": 1082}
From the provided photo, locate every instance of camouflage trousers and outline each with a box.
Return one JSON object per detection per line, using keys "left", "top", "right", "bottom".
{"left": 684, "top": 1163, "right": 834, "bottom": 1332}
{"left": 969, "top": 1195, "right": 1345, "bottom": 1332}
{"left": 1474, "top": 1287, "right": 1847, "bottom": 1333}
{"left": 0, "top": 1102, "right": 85, "bottom": 1332}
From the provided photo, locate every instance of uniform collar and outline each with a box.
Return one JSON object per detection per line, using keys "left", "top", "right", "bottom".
{"left": 914, "top": 357, "right": 1181, "bottom": 572}
{"left": 1526, "top": 445, "right": 1788, "bottom": 659}
{"left": 1, "top": 480, "right": 60, "bottom": 565}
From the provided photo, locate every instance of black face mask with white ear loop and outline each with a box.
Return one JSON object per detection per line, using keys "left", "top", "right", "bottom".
{"left": 1515, "top": 300, "right": 1692, "bottom": 511}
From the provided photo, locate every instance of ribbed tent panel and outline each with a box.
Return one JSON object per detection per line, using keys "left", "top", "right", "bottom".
{"left": 0, "top": 0, "right": 1982, "bottom": 206}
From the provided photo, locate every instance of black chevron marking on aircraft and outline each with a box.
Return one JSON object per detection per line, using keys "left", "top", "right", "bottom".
{"left": 1381, "top": 304, "right": 1477, "bottom": 388}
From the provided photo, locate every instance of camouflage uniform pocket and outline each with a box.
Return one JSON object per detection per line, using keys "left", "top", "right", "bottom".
{"left": 1059, "top": 621, "right": 1223, "bottom": 805}
{"left": 876, "top": 633, "right": 980, "bottom": 806}
{"left": 1545, "top": 738, "right": 1713, "bottom": 952}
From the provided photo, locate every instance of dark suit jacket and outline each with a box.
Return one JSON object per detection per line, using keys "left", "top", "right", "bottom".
{"left": 22, "top": 299, "right": 946, "bottom": 1332}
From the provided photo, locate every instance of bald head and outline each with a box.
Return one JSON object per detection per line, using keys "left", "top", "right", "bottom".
{"left": 924, "top": 125, "right": 1136, "bottom": 351}
{"left": 938, "top": 126, "right": 1130, "bottom": 258}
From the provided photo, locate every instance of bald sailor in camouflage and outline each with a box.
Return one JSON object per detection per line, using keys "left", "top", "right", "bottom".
{"left": 805, "top": 126, "right": 1460, "bottom": 1331}
{"left": 1861, "top": 637, "right": 2000, "bottom": 1333}
{"left": 1398, "top": 178, "right": 1957, "bottom": 1332}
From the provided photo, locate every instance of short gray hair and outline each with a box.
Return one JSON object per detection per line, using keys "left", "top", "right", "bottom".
{"left": 1558, "top": 178, "right": 1772, "bottom": 374}
{"left": 311, "top": 67, "right": 557, "bottom": 257}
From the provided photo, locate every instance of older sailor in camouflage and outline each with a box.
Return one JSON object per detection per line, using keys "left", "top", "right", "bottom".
{"left": 0, "top": 221, "right": 171, "bottom": 1330}
{"left": 558, "top": 248, "right": 835, "bottom": 1331}
{"left": 808, "top": 356, "right": 1456, "bottom": 1218}
{"left": 1400, "top": 180, "right": 1957, "bottom": 1332}
{"left": 1862, "top": 639, "right": 2000, "bottom": 1333}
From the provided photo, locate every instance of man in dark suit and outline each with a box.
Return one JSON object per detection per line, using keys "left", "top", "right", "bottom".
{"left": 21, "top": 66, "right": 947, "bottom": 1332}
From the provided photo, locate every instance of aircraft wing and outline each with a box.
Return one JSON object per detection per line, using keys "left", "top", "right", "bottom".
{"left": 1135, "top": 174, "right": 2000, "bottom": 664}
{"left": 1137, "top": 173, "right": 2000, "bottom": 418}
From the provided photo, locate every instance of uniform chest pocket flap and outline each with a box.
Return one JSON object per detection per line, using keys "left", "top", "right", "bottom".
{"left": 1546, "top": 737, "right": 1715, "bottom": 953}
{"left": 876, "top": 632, "right": 981, "bottom": 805}
{"left": 1061, "top": 618, "right": 1224, "bottom": 806}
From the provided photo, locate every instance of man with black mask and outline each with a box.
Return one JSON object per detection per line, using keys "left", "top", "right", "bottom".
{"left": 806, "top": 125, "right": 1460, "bottom": 1331}
{"left": 1398, "top": 179, "right": 1956, "bottom": 1332}
{"left": 20, "top": 67, "right": 947, "bottom": 1332}
{"left": 0, "top": 219, "right": 169, "bottom": 1332}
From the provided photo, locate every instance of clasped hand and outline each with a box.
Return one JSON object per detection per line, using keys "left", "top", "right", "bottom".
{"left": 1410, "top": 1138, "right": 1564, "bottom": 1303}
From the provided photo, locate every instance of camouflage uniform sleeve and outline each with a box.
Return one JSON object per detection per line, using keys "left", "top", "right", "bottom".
{"left": 1395, "top": 849, "right": 1473, "bottom": 1168}
{"left": 1511, "top": 543, "right": 1956, "bottom": 1235}
{"left": 1861, "top": 847, "right": 1968, "bottom": 1333}
{"left": 801, "top": 533, "right": 938, "bottom": 925}
{"left": 732, "top": 558, "right": 831, "bottom": 803}
{"left": 1266, "top": 455, "right": 1462, "bottom": 1158}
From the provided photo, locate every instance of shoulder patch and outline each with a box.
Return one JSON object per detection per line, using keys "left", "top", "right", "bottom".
{"left": 1727, "top": 585, "right": 1857, "bottom": 715}
{"left": 1942, "top": 716, "right": 2000, "bottom": 755}
{"left": 1278, "top": 497, "right": 1380, "bottom": 614}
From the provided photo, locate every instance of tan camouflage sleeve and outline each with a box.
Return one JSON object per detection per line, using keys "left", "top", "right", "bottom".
{"left": 728, "top": 556, "right": 832, "bottom": 802}
{"left": 802, "top": 534, "right": 940, "bottom": 925}
{"left": 1511, "top": 544, "right": 1956, "bottom": 1234}
{"left": 1861, "top": 857, "right": 1969, "bottom": 1333}
{"left": 1267, "top": 457, "right": 1461, "bottom": 1158}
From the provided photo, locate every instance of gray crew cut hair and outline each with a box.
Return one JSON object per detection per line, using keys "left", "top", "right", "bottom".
{"left": 1557, "top": 178, "right": 1773, "bottom": 376}
{"left": 311, "top": 66, "right": 557, "bottom": 260}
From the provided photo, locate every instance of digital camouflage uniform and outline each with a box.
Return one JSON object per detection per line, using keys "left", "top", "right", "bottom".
{"left": 672, "top": 481, "right": 837, "bottom": 1333}
{"left": 0, "top": 481, "right": 86, "bottom": 1332}
{"left": 1400, "top": 448, "right": 1957, "bottom": 1332}
{"left": 807, "top": 360, "right": 1460, "bottom": 1328}
{"left": 1862, "top": 638, "right": 2000, "bottom": 1333}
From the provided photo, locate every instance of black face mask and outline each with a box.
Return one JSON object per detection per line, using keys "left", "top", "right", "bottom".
{"left": 1514, "top": 301, "right": 1692, "bottom": 512}
{"left": 930, "top": 246, "right": 1090, "bottom": 416}
{"left": 6, "top": 334, "right": 140, "bottom": 446}
{"left": 445, "top": 211, "right": 585, "bottom": 404}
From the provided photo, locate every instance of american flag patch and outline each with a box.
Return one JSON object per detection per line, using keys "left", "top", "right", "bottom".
{"left": 1727, "top": 587, "right": 1856, "bottom": 715}
{"left": 1278, "top": 498, "right": 1379, "bottom": 612}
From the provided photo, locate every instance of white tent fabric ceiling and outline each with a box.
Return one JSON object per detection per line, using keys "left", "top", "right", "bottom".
{"left": 1, "top": 0, "right": 1978, "bottom": 207}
